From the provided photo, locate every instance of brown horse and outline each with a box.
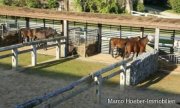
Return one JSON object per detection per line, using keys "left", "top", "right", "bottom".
{"left": 19, "top": 28, "right": 34, "bottom": 42}
{"left": 109, "top": 38, "right": 127, "bottom": 58}
{"left": 34, "top": 27, "right": 57, "bottom": 40}
{"left": 123, "top": 35, "right": 149, "bottom": 59}
{"left": 33, "top": 27, "right": 57, "bottom": 50}
{"left": 109, "top": 36, "right": 140, "bottom": 58}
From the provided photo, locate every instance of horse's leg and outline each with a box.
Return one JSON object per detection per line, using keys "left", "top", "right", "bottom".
{"left": 111, "top": 48, "right": 114, "bottom": 58}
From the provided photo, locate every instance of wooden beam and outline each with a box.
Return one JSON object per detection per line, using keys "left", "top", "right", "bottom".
{"left": 154, "top": 28, "right": 160, "bottom": 50}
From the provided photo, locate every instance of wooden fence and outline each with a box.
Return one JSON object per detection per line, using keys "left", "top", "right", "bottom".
{"left": 0, "top": 36, "right": 66, "bottom": 69}
{"left": 15, "top": 51, "right": 158, "bottom": 108}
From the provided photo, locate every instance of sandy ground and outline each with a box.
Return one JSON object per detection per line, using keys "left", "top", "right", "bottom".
{"left": 0, "top": 67, "right": 180, "bottom": 108}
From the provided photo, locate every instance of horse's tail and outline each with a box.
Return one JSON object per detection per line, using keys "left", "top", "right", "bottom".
{"left": 18, "top": 28, "right": 23, "bottom": 43}
{"left": 109, "top": 38, "right": 112, "bottom": 54}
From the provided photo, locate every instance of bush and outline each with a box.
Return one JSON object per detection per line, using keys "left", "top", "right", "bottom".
{"left": 47, "top": 0, "right": 58, "bottom": 8}
{"left": 137, "top": 2, "right": 145, "bottom": 12}
{"left": 168, "top": 0, "right": 180, "bottom": 13}
{"left": 133, "top": 0, "right": 145, "bottom": 12}
{"left": 74, "top": 0, "right": 124, "bottom": 14}
{"left": 26, "top": 0, "right": 40, "bottom": 8}
{"left": 2, "top": 0, "right": 13, "bottom": 6}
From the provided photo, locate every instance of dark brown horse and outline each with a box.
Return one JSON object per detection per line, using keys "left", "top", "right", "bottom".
{"left": 34, "top": 27, "right": 57, "bottom": 40}
{"left": 123, "top": 35, "right": 149, "bottom": 59}
{"left": 33, "top": 27, "right": 57, "bottom": 50}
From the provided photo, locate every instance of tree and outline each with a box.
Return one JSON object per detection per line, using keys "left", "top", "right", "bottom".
{"left": 125, "top": 0, "right": 133, "bottom": 13}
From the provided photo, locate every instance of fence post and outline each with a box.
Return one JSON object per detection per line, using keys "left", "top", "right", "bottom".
{"left": 56, "top": 40, "right": 61, "bottom": 59}
{"left": 31, "top": 45, "right": 37, "bottom": 66}
{"left": 154, "top": 28, "right": 160, "bottom": 50}
{"left": 120, "top": 63, "right": 126, "bottom": 91}
{"left": 125, "top": 63, "right": 131, "bottom": 86}
{"left": 140, "top": 27, "right": 144, "bottom": 37}
{"left": 94, "top": 75, "right": 102, "bottom": 104}
{"left": 12, "top": 48, "right": 18, "bottom": 69}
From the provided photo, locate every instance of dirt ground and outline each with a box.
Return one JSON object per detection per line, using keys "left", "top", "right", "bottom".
{"left": 0, "top": 67, "right": 180, "bottom": 108}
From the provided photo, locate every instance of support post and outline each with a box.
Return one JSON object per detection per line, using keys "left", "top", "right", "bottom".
{"left": 98, "top": 24, "right": 102, "bottom": 53}
{"left": 43, "top": 19, "right": 46, "bottom": 28}
{"left": 119, "top": 25, "right": 122, "bottom": 38}
{"left": 140, "top": 27, "right": 144, "bottom": 37}
{"left": 84, "top": 23, "right": 88, "bottom": 57}
{"left": 31, "top": 45, "right": 37, "bottom": 66}
{"left": 62, "top": 20, "right": 69, "bottom": 57}
{"left": 154, "top": 28, "right": 160, "bottom": 50}
{"left": 94, "top": 75, "right": 102, "bottom": 104}
{"left": 56, "top": 40, "right": 61, "bottom": 59}
{"left": 171, "top": 30, "right": 175, "bottom": 54}
{"left": 25, "top": 17, "right": 30, "bottom": 28}
{"left": 12, "top": 48, "right": 18, "bottom": 69}
{"left": 120, "top": 64, "right": 126, "bottom": 91}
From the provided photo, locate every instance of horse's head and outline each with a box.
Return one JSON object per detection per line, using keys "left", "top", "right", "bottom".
{"left": 140, "top": 35, "right": 149, "bottom": 45}
{"left": 146, "top": 34, "right": 155, "bottom": 42}
{"left": 46, "top": 28, "right": 58, "bottom": 37}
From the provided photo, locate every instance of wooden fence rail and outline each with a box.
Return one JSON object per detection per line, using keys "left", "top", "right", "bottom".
{"left": 0, "top": 36, "right": 66, "bottom": 69}
{"left": 14, "top": 49, "right": 158, "bottom": 108}
{"left": 15, "top": 57, "right": 133, "bottom": 108}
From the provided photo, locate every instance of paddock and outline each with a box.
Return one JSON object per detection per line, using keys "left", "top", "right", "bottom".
{"left": 0, "top": 6, "right": 180, "bottom": 108}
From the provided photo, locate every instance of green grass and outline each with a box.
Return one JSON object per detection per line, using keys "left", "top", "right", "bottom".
{"left": 1, "top": 49, "right": 180, "bottom": 94}
{"left": 164, "top": 9, "right": 180, "bottom": 14}
{"left": 0, "top": 50, "right": 54, "bottom": 69}
{"left": 0, "top": 50, "right": 121, "bottom": 83}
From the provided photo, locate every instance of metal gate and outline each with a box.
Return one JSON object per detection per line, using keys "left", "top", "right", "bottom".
{"left": 69, "top": 27, "right": 98, "bottom": 57}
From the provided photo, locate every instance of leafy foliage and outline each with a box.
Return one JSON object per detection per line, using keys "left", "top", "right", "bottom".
{"left": 26, "top": 0, "right": 40, "bottom": 8}
{"left": 133, "top": 0, "right": 145, "bottom": 12}
{"left": 47, "top": 0, "right": 58, "bottom": 8}
{"left": 74, "top": 0, "right": 124, "bottom": 14}
{"left": 168, "top": 0, "right": 180, "bottom": 13}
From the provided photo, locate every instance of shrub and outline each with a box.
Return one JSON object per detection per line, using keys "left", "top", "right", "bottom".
{"left": 133, "top": 0, "right": 145, "bottom": 12}
{"left": 137, "top": 2, "right": 145, "bottom": 12}
{"left": 26, "top": 0, "right": 40, "bottom": 8}
{"left": 74, "top": 0, "right": 124, "bottom": 14}
{"left": 2, "top": 0, "right": 13, "bottom": 6}
{"left": 47, "top": 0, "right": 58, "bottom": 8}
{"left": 168, "top": 0, "right": 180, "bottom": 13}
